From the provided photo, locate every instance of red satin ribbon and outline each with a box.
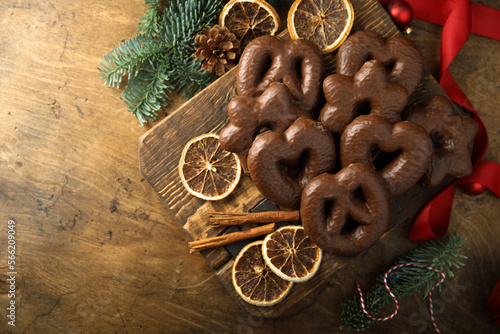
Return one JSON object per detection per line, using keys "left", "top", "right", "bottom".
{"left": 408, "top": 161, "right": 500, "bottom": 242}
{"left": 378, "top": 0, "right": 500, "bottom": 242}
{"left": 380, "top": 1, "right": 500, "bottom": 327}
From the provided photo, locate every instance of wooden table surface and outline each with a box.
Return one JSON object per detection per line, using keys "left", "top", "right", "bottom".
{"left": 1, "top": 0, "right": 499, "bottom": 333}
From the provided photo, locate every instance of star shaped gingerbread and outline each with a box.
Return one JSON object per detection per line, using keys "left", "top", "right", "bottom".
{"left": 405, "top": 95, "right": 479, "bottom": 187}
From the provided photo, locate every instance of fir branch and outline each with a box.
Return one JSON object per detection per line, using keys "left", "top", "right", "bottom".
{"left": 158, "top": 0, "right": 221, "bottom": 54}
{"left": 393, "top": 235, "right": 468, "bottom": 296}
{"left": 99, "top": 0, "right": 222, "bottom": 124}
{"left": 98, "top": 36, "right": 166, "bottom": 88}
{"left": 340, "top": 234, "right": 467, "bottom": 331}
{"left": 138, "top": 0, "right": 163, "bottom": 37}
{"left": 168, "top": 57, "right": 217, "bottom": 99}
{"left": 121, "top": 63, "right": 171, "bottom": 125}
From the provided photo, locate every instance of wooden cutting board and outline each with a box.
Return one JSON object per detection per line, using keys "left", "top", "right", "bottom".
{"left": 139, "top": 0, "right": 450, "bottom": 318}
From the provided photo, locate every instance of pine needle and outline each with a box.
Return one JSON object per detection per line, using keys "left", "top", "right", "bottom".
{"left": 98, "top": 0, "right": 222, "bottom": 125}
{"left": 340, "top": 234, "right": 467, "bottom": 331}
{"left": 99, "top": 0, "right": 283, "bottom": 125}
{"left": 169, "top": 56, "right": 216, "bottom": 99}
{"left": 121, "top": 63, "right": 171, "bottom": 125}
{"left": 98, "top": 36, "right": 166, "bottom": 88}
{"left": 138, "top": 0, "right": 163, "bottom": 37}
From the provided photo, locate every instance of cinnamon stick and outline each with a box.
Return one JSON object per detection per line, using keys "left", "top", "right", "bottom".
{"left": 188, "top": 223, "right": 276, "bottom": 253}
{"left": 209, "top": 211, "right": 300, "bottom": 227}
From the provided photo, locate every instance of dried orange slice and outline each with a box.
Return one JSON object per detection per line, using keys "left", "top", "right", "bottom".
{"left": 219, "top": 0, "right": 281, "bottom": 49}
{"left": 232, "top": 240, "right": 293, "bottom": 306}
{"left": 262, "top": 225, "right": 322, "bottom": 283}
{"left": 179, "top": 133, "right": 241, "bottom": 201}
{"left": 288, "top": 0, "right": 354, "bottom": 53}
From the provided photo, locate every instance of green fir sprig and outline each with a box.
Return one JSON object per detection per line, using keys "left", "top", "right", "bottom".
{"left": 138, "top": 0, "right": 163, "bottom": 37}
{"left": 340, "top": 234, "right": 468, "bottom": 331}
{"left": 98, "top": 0, "right": 222, "bottom": 125}
{"left": 99, "top": 0, "right": 284, "bottom": 125}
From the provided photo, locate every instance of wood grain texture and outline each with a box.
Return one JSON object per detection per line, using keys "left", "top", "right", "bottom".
{"left": 0, "top": 0, "right": 498, "bottom": 332}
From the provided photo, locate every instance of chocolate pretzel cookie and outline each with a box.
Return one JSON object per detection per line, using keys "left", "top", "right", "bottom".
{"left": 237, "top": 35, "right": 325, "bottom": 114}
{"left": 301, "top": 163, "right": 390, "bottom": 256}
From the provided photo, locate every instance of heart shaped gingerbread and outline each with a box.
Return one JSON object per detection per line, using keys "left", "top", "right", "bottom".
{"left": 337, "top": 30, "right": 424, "bottom": 96}
{"left": 219, "top": 83, "right": 311, "bottom": 173}
{"left": 340, "top": 114, "right": 432, "bottom": 197}
{"left": 247, "top": 117, "right": 336, "bottom": 209}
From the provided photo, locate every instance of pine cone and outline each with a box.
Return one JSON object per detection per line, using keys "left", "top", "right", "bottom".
{"left": 194, "top": 25, "right": 241, "bottom": 77}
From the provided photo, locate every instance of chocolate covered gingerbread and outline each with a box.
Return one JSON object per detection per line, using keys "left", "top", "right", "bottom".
{"left": 220, "top": 83, "right": 311, "bottom": 172}
{"left": 301, "top": 163, "right": 390, "bottom": 256}
{"left": 237, "top": 35, "right": 325, "bottom": 114}
{"left": 247, "top": 117, "right": 336, "bottom": 209}
{"left": 337, "top": 30, "right": 424, "bottom": 96}
{"left": 405, "top": 95, "right": 479, "bottom": 187}
{"left": 340, "top": 114, "right": 433, "bottom": 197}
{"left": 319, "top": 60, "right": 408, "bottom": 135}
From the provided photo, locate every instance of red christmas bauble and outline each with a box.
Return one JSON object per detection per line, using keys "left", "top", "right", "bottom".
{"left": 487, "top": 279, "right": 500, "bottom": 326}
{"left": 459, "top": 182, "right": 487, "bottom": 196}
{"left": 386, "top": 0, "right": 413, "bottom": 31}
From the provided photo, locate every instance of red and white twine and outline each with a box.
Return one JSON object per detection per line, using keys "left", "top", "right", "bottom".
{"left": 356, "top": 263, "right": 446, "bottom": 333}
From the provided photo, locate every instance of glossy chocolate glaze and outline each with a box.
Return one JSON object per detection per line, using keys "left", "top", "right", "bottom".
{"left": 300, "top": 163, "right": 390, "bottom": 256}
{"left": 405, "top": 95, "right": 479, "bottom": 187}
{"left": 247, "top": 117, "right": 336, "bottom": 209}
{"left": 337, "top": 30, "right": 424, "bottom": 96}
{"left": 219, "top": 83, "right": 311, "bottom": 173}
{"left": 319, "top": 60, "right": 408, "bottom": 134}
{"left": 237, "top": 35, "right": 325, "bottom": 114}
{"left": 340, "top": 114, "right": 433, "bottom": 197}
